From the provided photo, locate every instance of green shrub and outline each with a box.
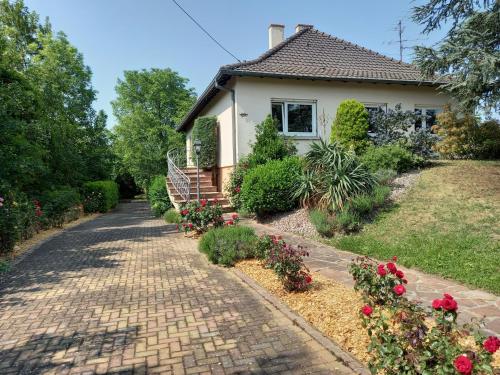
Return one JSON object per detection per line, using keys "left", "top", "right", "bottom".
{"left": 191, "top": 116, "right": 217, "bottom": 168}
{"left": 294, "top": 141, "right": 376, "bottom": 211}
{"left": 147, "top": 176, "right": 171, "bottom": 217}
{"left": 309, "top": 209, "right": 334, "bottom": 237}
{"left": 372, "top": 185, "right": 391, "bottom": 206}
{"left": 115, "top": 172, "right": 142, "bottom": 199}
{"left": 360, "top": 145, "right": 423, "bottom": 173}
{"left": 164, "top": 208, "right": 181, "bottom": 224}
{"left": 248, "top": 115, "right": 297, "bottom": 166}
{"left": 373, "top": 169, "right": 397, "bottom": 185}
{"left": 240, "top": 157, "right": 302, "bottom": 217}
{"left": 199, "top": 225, "right": 258, "bottom": 266}
{"left": 225, "top": 157, "right": 251, "bottom": 210}
{"left": 82, "top": 180, "right": 119, "bottom": 213}
{"left": 334, "top": 210, "right": 360, "bottom": 232}
{"left": 40, "top": 188, "right": 80, "bottom": 227}
{"left": 350, "top": 194, "right": 374, "bottom": 216}
{"left": 330, "top": 99, "right": 370, "bottom": 153}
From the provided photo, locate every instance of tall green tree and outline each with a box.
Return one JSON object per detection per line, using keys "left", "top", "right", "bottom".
{"left": 112, "top": 69, "right": 196, "bottom": 188}
{"left": 413, "top": 0, "right": 499, "bottom": 114}
{"left": 0, "top": 0, "right": 113, "bottom": 193}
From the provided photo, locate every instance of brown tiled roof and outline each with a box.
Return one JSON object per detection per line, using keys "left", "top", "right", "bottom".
{"left": 177, "top": 26, "right": 440, "bottom": 131}
{"left": 222, "top": 26, "right": 432, "bottom": 83}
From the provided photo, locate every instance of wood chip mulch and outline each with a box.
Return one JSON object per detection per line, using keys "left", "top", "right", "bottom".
{"left": 235, "top": 259, "right": 500, "bottom": 369}
{"left": 235, "top": 259, "right": 372, "bottom": 364}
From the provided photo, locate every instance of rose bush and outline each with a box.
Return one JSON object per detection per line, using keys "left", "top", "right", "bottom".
{"left": 179, "top": 199, "right": 224, "bottom": 234}
{"left": 350, "top": 255, "right": 498, "bottom": 374}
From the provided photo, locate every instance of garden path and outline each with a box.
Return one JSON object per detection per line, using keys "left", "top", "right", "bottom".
{"left": 0, "top": 202, "right": 352, "bottom": 374}
{"left": 244, "top": 220, "right": 500, "bottom": 337}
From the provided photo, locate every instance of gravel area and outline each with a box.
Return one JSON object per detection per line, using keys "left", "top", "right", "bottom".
{"left": 389, "top": 169, "right": 422, "bottom": 201}
{"left": 261, "top": 208, "right": 318, "bottom": 238}
{"left": 263, "top": 170, "right": 422, "bottom": 237}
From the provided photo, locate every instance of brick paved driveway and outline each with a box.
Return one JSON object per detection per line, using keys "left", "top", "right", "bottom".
{"left": 0, "top": 202, "right": 351, "bottom": 375}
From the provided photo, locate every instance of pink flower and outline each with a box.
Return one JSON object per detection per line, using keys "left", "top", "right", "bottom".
{"left": 361, "top": 305, "right": 373, "bottom": 317}
{"left": 393, "top": 284, "right": 406, "bottom": 296}
{"left": 386, "top": 262, "right": 397, "bottom": 274}
{"left": 234, "top": 186, "right": 241, "bottom": 193}
{"left": 453, "top": 355, "right": 473, "bottom": 374}
{"left": 377, "top": 264, "right": 387, "bottom": 276}
{"left": 432, "top": 299, "right": 442, "bottom": 309}
{"left": 232, "top": 213, "right": 239, "bottom": 220}
{"left": 483, "top": 336, "right": 500, "bottom": 354}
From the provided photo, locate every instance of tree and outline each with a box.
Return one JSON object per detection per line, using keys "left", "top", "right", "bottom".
{"left": 330, "top": 99, "right": 370, "bottom": 153}
{"left": 112, "top": 69, "right": 196, "bottom": 188}
{"left": 413, "top": 0, "right": 500, "bottom": 113}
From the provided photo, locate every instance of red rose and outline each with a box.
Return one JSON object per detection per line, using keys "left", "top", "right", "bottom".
{"left": 188, "top": 223, "right": 193, "bottom": 229}
{"left": 441, "top": 297, "right": 458, "bottom": 311}
{"left": 226, "top": 220, "right": 234, "bottom": 226}
{"left": 181, "top": 209, "right": 188, "bottom": 216}
{"left": 305, "top": 275, "right": 312, "bottom": 284}
{"left": 213, "top": 198, "right": 218, "bottom": 204}
{"left": 402, "top": 278, "right": 408, "bottom": 284}
{"left": 396, "top": 270, "right": 404, "bottom": 279}
{"left": 377, "top": 264, "right": 387, "bottom": 276}
{"left": 483, "top": 336, "right": 500, "bottom": 354}
{"left": 232, "top": 213, "right": 238, "bottom": 220}
{"left": 392, "top": 256, "right": 398, "bottom": 262}
{"left": 200, "top": 199, "right": 207, "bottom": 207}
{"left": 432, "top": 299, "right": 442, "bottom": 309}
{"left": 235, "top": 186, "right": 241, "bottom": 193}
{"left": 386, "top": 262, "right": 397, "bottom": 274}
{"left": 443, "top": 293, "right": 454, "bottom": 300}
{"left": 361, "top": 305, "right": 373, "bottom": 316}
{"left": 453, "top": 355, "right": 473, "bottom": 374}
{"left": 393, "top": 284, "right": 406, "bottom": 296}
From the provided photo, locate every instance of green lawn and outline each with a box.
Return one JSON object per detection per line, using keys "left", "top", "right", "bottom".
{"left": 331, "top": 160, "right": 500, "bottom": 294}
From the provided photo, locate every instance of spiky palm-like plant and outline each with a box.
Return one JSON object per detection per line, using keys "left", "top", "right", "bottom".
{"left": 294, "top": 140, "right": 375, "bottom": 211}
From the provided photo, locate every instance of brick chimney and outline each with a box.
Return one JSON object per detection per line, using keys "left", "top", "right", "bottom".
{"left": 268, "top": 24, "right": 284, "bottom": 49}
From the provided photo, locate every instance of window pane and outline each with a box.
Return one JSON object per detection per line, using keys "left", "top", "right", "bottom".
{"left": 414, "top": 108, "right": 423, "bottom": 130}
{"left": 287, "top": 103, "right": 313, "bottom": 133}
{"left": 425, "top": 109, "right": 437, "bottom": 129}
{"left": 271, "top": 103, "right": 284, "bottom": 132}
{"left": 365, "top": 106, "right": 384, "bottom": 133}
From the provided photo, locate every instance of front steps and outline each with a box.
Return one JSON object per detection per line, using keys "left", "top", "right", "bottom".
{"left": 166, "top": 168, "right": 230, "bottom": 210}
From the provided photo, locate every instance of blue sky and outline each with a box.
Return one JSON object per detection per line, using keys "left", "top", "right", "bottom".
{"left": 24, "top": 0, "right": 446, "bottom": 127}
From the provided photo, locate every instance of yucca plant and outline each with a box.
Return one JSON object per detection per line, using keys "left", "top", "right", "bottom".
{"left": 294, "top": 140, "right": 375, "bottom": 211}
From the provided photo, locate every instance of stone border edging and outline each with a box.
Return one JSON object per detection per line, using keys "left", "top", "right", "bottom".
{"left": 231, "top": 268, "right": 370, "bottom": 375}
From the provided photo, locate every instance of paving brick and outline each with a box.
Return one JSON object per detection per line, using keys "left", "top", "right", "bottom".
{"left": 0, "top": 202, "right": 352, "bottom": 374}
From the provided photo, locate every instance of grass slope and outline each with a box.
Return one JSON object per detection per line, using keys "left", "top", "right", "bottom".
{"left": 333, "top": 160, "right": 500, "bottom": 294}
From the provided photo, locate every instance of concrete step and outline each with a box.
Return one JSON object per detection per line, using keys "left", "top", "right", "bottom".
{"left": 167, "top": 183, "right": 217, "bottom": 193}
{"left": 171, "top": 191, "right": 224, "bottom": 201}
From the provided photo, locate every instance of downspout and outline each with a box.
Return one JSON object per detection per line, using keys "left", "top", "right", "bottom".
{"left": 214, "top": 81, "right": 237, "bottom": 166}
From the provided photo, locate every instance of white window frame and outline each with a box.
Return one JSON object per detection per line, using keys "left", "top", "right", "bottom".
{"left": 271, "top": 99, "right": 317, "bottom": 137}
{"left": 414, "top": 106, "right": 443, "bottom": 130}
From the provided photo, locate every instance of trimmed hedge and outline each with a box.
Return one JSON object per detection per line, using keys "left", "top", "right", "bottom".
{"left": 147, "top": 175, "right": 171, "bottom": 217}
{"left": 240, "top": 157, "right": 302, "bottom": 217}
{"left": 191, "top": 116, "right": 217, "bottom": 168}
{"left": 360, "top": 145, "right": 423, "bottom": 173}
{"left": 82, "top": 180, "right": 119, "bottom": 213}
{"left": 40, "top": 188, "right": 80, "bottom": 227}
{"left": 199, "top": 225, "right": 258, "bottom": 266}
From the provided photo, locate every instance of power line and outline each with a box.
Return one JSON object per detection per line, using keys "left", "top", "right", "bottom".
{"left": 171, "top": 0, "right": 241, "bottom": 62}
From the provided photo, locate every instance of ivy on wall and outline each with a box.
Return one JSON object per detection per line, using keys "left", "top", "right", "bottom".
{"left": 191, "top": 116, "right": 217, "bottom": 168}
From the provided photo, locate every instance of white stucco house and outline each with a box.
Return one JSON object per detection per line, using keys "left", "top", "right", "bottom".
{"left": 168, "top": 24, "right": 449, "bottom": 205}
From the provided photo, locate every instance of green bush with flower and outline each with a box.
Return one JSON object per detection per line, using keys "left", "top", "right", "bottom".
{"left": 179, "top": 199, "right": 225, "bottom": 234}
{"left": 350, "top": 256, "right": 499, "bottom": 374}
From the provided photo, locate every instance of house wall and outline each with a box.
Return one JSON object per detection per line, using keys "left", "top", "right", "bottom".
{"left": 234, "top": 77, "right": 451, "bottom": 157}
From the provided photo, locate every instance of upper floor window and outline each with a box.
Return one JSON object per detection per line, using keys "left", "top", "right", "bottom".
{"left": 271, "top": 100, "right": 317, "bottom": 136}
{"left": 414, "top": 106, "right": 443, "bottom": 131}
{"left": 364, "top": 103, "right": 387, "bottom": 133}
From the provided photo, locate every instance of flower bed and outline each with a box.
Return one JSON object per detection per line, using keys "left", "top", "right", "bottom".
{"left": 235, "top": 257, "right": 500, "bottom": 373}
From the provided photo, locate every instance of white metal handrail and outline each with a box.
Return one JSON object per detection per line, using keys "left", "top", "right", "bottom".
{"left": 167, "top": 149, "right": 191, "bottom": 202}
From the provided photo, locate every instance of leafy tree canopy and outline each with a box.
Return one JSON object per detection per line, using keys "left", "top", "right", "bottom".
{"left": 112, "top": 68, "right": 196, "bottom": 188}
{"left": 413, "top": 0, "right": 499, "bottom": 114}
